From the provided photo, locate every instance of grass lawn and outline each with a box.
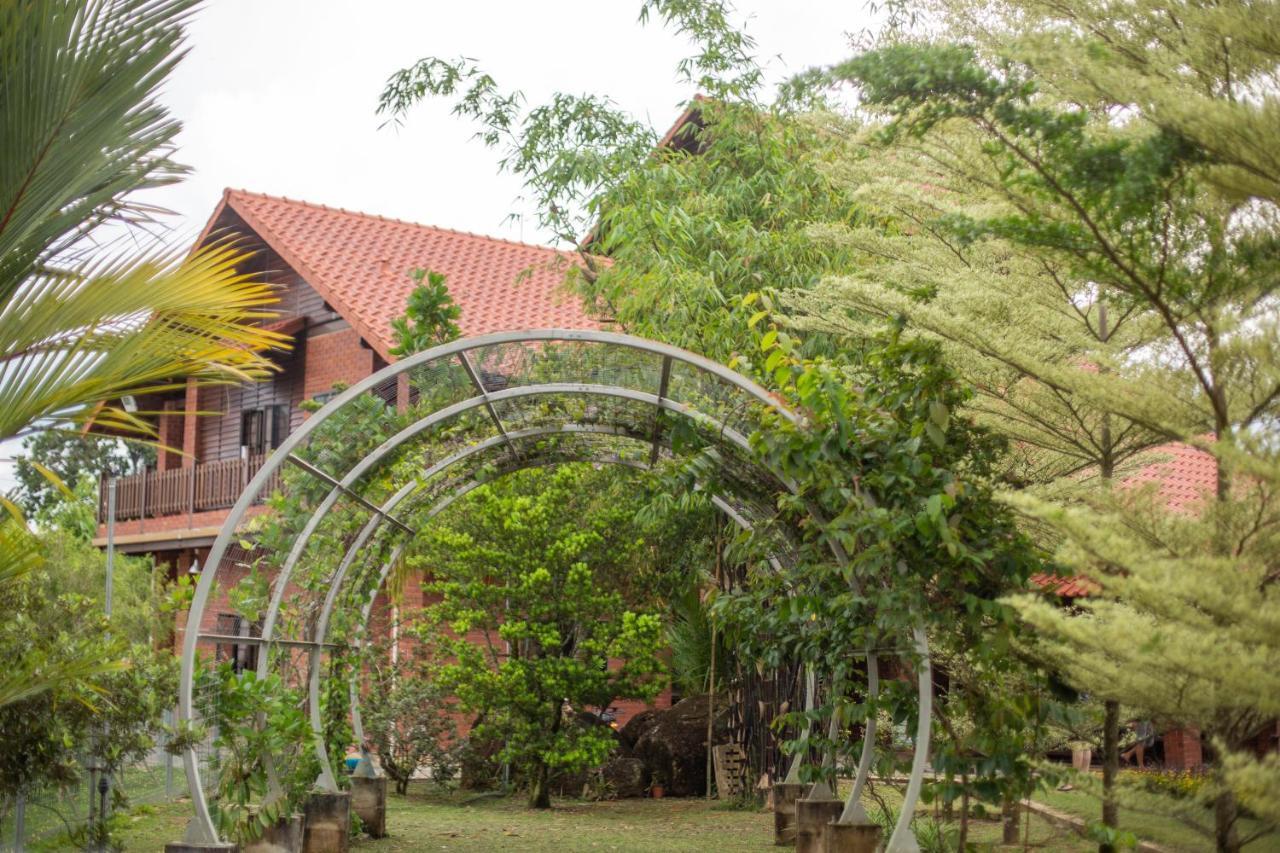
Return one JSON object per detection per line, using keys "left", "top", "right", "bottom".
{"left": 1036, "top": 786, "right": 1280, "bottom": 853}
{"left": 113, "top": 782, "right": 1099, "bottom": 852}
{"left": 109, "top": 774, "right": 1280, "bottom": 852}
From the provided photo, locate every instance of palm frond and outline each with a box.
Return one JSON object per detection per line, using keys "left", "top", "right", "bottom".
{"left": 0, "top": 0, "right": 200, "bottom": 300}
{"left": 0, "top": 241, "right": 287, "bottom": 441}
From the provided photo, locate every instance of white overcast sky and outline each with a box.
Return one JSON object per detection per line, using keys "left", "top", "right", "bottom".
{"left": 2, "top": 0, "right": 877, "bottom": 492}
{"left": 151, "top": 0, "right": 876, "bottom": 244}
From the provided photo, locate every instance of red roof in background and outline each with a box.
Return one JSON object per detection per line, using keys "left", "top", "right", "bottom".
{"left": 1125, "top": 441, "right": 1218, "bottom": 513}
{"left": 1030, "top": 572, "right": 1099, "bottom": 598}
{"left": 200, "top": 189, "right": 597, "bottom": 360}
{"left": 1031, "top": 441, "right": 1218, "bottom": 599}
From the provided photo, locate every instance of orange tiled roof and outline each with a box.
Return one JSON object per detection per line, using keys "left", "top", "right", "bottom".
{"left": 1125, "top": 441, "right": 1218, "bottom": 513}
{"left": 202, "top": 189, "right": 597, "bottom": 360}
{"left": 1032, "top": 441, "right": 1218, "bottom": 598}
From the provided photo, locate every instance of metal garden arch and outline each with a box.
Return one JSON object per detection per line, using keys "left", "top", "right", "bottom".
{"left": 177, "top": 329, "right": 932, "bottom": 850}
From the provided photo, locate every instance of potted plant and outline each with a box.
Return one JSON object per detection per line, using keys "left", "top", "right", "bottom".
{"left": 650, "top": 769, "right": 668, "bottom": 799}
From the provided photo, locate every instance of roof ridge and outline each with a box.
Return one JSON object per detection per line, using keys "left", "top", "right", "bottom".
{"left": 224, "top": 188, "right": 577, "bottom": 258}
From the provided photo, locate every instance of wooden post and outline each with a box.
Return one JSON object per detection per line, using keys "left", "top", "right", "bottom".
{"left": 186, "top": 463, "right": 196, "bottom": 528}
{"left": 138, "top": 466, "right": 148, "bottom": 533}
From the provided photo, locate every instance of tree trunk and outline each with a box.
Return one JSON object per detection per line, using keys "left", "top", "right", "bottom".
{"left": 528, "top": 698, "right": 560, "bottom": 809}
{"left": 1002, "top": 795, "right": 1020, "bottom": 844}
{"left": 1101, "top": 699, "right": 1120, "bottom": 853}
{"left": 528, "top": 761, "right": 551, "bottom": 809}
{"left": 1214, "top": 789, "right": 1241, "bottom": 853}
{"left": 958, "top": 778, "right": 970, "bottom": 850}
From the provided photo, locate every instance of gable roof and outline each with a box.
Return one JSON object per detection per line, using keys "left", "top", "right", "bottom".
{"left": 196, "top": 189, "right": 597, "bottom": 361}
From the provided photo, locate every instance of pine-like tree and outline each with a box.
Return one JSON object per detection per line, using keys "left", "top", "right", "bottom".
{"left": 792, "top": 6, "right": 1280, "bottom": 847}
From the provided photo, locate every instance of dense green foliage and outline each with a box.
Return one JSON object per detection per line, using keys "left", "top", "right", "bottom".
{"left": 388, "top": 269, "right": 462, "bottom": 357}
{"left": 379, "top": 0, "right": 1053, "bottom": 826}
{"left": 0, "top": 521, "right": 174, "bottom": 804}
{"left": 789, "top": 3, "right": 1280, "bottom": 848}
{"left": 201, "top": 665, "right": 318, "bottom": 843}
{"left": 11, "top": 430, "right": 152, "bottom": 517}
{"left": 361, "top": 638, "right": 460, "bottom": 796}
{"left": 406, "top": 465, "right": 666, "bottom": 808}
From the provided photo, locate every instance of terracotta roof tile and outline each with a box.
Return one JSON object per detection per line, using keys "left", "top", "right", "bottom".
{"left": 1029, "top": 572, "right": 1099, "bottom": 598}
{"left": 212, "top": 189, "right": 597, "bottom": 360}
{"left": 1030, "top": 441, "right": 1219, "bottom": 598}
{"left": 1125, "top": 441, "right": 1218, "bottom": 513}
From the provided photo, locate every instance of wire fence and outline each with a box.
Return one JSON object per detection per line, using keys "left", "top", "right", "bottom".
{"left": 0, "top": 710, "right": 188, "bottom": 852}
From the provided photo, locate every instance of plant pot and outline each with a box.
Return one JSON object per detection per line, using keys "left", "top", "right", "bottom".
{"left": 651, "top": 784, "right": 666, "bottom": 799}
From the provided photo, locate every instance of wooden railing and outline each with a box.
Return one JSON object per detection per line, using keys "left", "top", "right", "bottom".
{"left": 99, "top": 452, "right": 281, "bottom": 525}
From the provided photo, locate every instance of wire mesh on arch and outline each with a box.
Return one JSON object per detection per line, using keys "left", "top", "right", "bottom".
{"left": 178, "top": 330, "right": 817, "bottom": 838}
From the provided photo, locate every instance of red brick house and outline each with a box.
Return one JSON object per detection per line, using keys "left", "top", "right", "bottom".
{"left": 94, "top": 188, "right": 594, "bottom": 562}
{"left": 93, "top": 189, "right": 680, "bottom": 724}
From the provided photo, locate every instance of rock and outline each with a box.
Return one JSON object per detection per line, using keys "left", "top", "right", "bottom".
{"left": 630, "top": 694, "right": 729, "bottom": 797}
{"left": 618, "top": 709, "right": 662, "bottom": 750}
{"left": 601, "top": 755, "right": 650, "bottom": 798}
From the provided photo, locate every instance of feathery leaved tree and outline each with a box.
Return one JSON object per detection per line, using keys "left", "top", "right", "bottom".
{"left": 803, "top": 19, "right": 1280, "bottom": 849}
{"left": 785, "top": 88, "right": 1177, "bottom": 844}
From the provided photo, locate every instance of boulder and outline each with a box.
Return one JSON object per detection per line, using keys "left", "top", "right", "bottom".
{"left": 630, "top": 694, "right": 730, "bottom": 797}
{"left": 601, "top": 755, "right": 650, "bottom": 798}
{"left": 618, "top": 709, "right": 662, "bottom": 751}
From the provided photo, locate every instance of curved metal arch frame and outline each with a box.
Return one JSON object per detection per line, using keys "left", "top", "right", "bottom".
{"left": 178, "top": 329, "right": 930, "bottom": 851}
{"left": 305, "top": 427, "right": 788, "bottom": 790}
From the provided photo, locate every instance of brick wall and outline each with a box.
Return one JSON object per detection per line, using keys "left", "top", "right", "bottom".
{"left": 157, "top": 398, "right": 185, "bottom": 470}
{"left": 304, "top": 328, "right": 375, "bottom": 401}
{"left": 1164, "top": 727, "right": 1203, "bottom": 769}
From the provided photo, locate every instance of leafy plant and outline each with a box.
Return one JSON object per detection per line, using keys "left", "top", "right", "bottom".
{"left": 361, "top": 639, "right": 460, "bottom": 795}
{"left": 407, "top": 465, "right": 666, "bottom": 808}
{"left": 388, "top": 269, "right": 462, "bottom": 357}
{"left": 204, "top": 665, "right": 317, "bottom": 844}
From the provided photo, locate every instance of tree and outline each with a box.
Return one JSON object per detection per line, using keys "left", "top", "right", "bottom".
{"left": 11, "top": 430, "right": 151, "bottom": 517}
{"left": 377, "top": 2, "right": 860, "bottom": 367}
{"left": 379, "top": 3, "right": 1060, "bottom": 818}
{"left": 784, "top": 63, "right": 1175, "bottom": 840}
{"left": 0, "top": 524, "right": 175, "bottom": 805}
{"left": 388, "top": 269, "right": 462, "bottom": 357}
{"left": 0, "top": 0, "right": 283, "bottom": 704}
{"left": 361, "top": 637, "right": 459, "bottom": 795}
{"left": 404, "top": 465, "right": 665, "bottom": 808}
{"left": 810, "top": 26, "right": 1280, "bottom": 850}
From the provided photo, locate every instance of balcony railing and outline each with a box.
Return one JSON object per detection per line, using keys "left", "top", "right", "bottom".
{"left": 99, "top": 452, "right": 280, "bottom": 524}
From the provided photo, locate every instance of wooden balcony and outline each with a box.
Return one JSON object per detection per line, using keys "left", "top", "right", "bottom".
{"left": 99, "top": 452, "right": 281, "bottom": 523}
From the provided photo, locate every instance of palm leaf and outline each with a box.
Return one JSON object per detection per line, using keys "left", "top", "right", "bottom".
{"left": 0, "top": 0, "right": 199, "bottom": 300}
{"left": 0, "top": 0, "right": 287, "bottom": 709}
{"left": 0, "top": 241, "right": 287, "bottom": 441}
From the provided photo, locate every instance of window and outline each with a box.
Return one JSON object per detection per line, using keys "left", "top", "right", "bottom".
{"left": 240, "top": 405, "right": 288, "bottom": 454}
